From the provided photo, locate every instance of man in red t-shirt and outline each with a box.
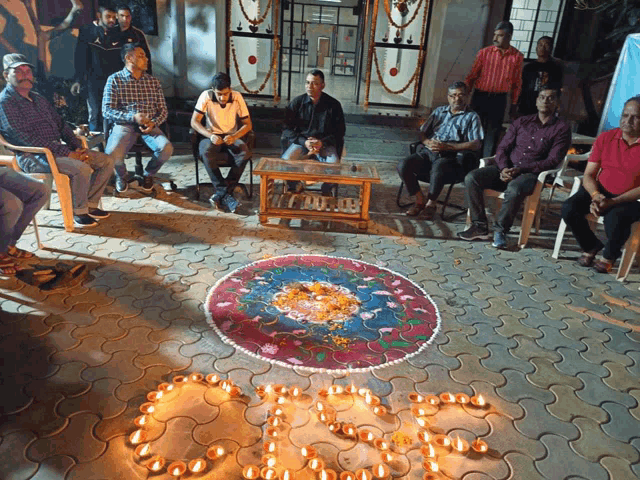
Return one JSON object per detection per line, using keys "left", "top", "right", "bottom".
{"left": 561, "top": 96, "right": 640, "bottom": 273}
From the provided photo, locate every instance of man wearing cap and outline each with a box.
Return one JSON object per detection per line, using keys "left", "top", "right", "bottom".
{"left": 0, "top": 54, "right": 114, "bottom": 227}
{"left": 466, "top": 21, "right": 524, "bottom": 158}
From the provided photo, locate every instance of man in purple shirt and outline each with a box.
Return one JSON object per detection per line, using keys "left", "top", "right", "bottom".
{"left": 459, "top": 85, "right": 571, "bottom": 248}
{"left": 0, "top": 54, "right": 114, "bottom": 227}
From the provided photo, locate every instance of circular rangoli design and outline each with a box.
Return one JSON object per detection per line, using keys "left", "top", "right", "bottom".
{"left": 205, "top": 255, "right": 440, "bottom": 373}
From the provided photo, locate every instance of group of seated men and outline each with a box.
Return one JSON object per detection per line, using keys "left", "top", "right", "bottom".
{"left": 1, "top": 45, "right": 639, "bottom": 277}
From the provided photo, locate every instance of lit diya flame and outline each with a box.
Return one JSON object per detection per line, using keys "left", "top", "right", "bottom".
{"left": 423, "top": 460, "right": 439, "bottom": 472}
{"left": 471, "top": 394, "right": 486, "bottom": 407}
{"left": 412, "top": 406, "right": 427, "bottom": 416}
{"left": 263, "top": 441, "right": 276, "bottom": 453}
{"left": 472, "top": 438, "right": 488, "bottom": 453}
{"left": 146, "top": 455, "right": 165, "bottom": 472}
{"left": 273, "top": 384, "right": 288, "bottom": 395}
{"left": 129, "top": 429, "right": 146, "bottom": 445}
{"left": 439, "top": 392, "right": 455, "bottom": 403}
{"left": 262, "top": 454, "right": 277, "bottom": 467}
{"left": 275, "top": 395, "right": 287, "bottom": 404}
{"left": 340, "top": 472, "right": 356, "bottom": 480}
{"left": 157, "top": 382, "right": 173, "bottom": 392}
{"left": 433, "top": 434, "right": 451, "bottom": 448}
{"left": 308, "top": 458, "right": 325, "bottom": 472}
{"left": 421, "top": 443, "right": 436, "bottom": 458}
{"left": 242, "top": 465, "right": 260, "bottom": 479}
{"left": 358, "top": 429, "right": 374, "bottom": 443}
{"left": 451, "top": 436, "right": 469, "bottom": 453}
{"left": 373, "top": 405, "right": 387, "bottom": 416}
{"left": 270, "top": 406, "right": 284, "bottom": 416}
{"left": 320, "top": 468, "right": 338, "bottom": 480}
{"left": 372, "top": 463, "right": 389, "bottom": 479}
{"left": 328, "top": 385, "right": 344, "bottom": 395}
{"left": 167, "top": 461, "right": 186, "bottom": 476}
{"left": 188, "top": 458, "right": 206, "bottom": 473}
{"left": 342, "top": 424, "right": 357, "bottom": 437}
{"left": 266, "top": 426, "right": 280, "bottom": 438}
{"left": 316, "top": 401, "right": 326, "bottom": 411}
{"left": 206, "top": 445, "right": 226, "bottom": 460}
{"left": 328, "top": 422, "right": 342, "bottom": 433}
{"left": 345, "top": 385, "right": 358, "bottom": 394}
{"left": 301, "top": 445, "right": 317, "bottom": 459}
{"left": 172, "top": 375, "right": 186, "bottom": 384}
{"left": 358, "top": 388, "right": 370, "bottom": 397}
{"left": 373, "top": 438, "right": 389, "bottom": 451}
{"left": 355, "top": 469, "right": 372, "bottom": 480}
{"left": 267, "top": 416, "right": 281, "bottom": 427}
{"left": 282, "top": 469, "right": 295, "bottom": 480}
{"left": 135, "top": 443, "right": 151, "bottom": 457}
{"left": 190, "top": 373, "right": 204, "bottom": 382}
{"left": 380, "top": 451, "right": 393, "bottom": 463}
{"left": 415, "top": 416, "right": 428, "bottom": 428}
{"left": 408, "top": 392, "right": 424, "bottom": 403}
{"left": 290, "top": 386, "right": 301, "bottom": 397}
{"left": 261, "top": 467, "right": 278, "bottom": 480}
{"left": 417, "top": 430, "right": 431, "bottom": 443}
{"left": 206, "top": 373, "right": 221, "bottom": 384}
{"left": 134, "top": 415, "right": 147, "bottom": 427}
{"left": 365, "top": 393, "right": 380, "bottom": 406}
{"left": 139, "top": 402, "right": 155, "bottom": 414}
{"left": 455, "top": 393, "right": 470, "bottom": 404}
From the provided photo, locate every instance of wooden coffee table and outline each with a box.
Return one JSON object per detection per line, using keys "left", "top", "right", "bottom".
{"left": 254, "top": 157, "right": 381, "bottom": 230}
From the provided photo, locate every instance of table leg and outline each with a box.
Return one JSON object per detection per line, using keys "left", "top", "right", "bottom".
{"left": 259, "top": 175, "right": 269, "bottom": 225}
{"left": 360, "top": 181, "right": 372, "bottom": 229}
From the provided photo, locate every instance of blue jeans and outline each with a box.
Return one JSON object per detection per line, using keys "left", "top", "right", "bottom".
{"left": 18, "top": 151, "right": 113, "bottom": 215}
{"left": 282, "top": 143, "right": 339, "bottom": 193}
{"left": 0, "top": 169, "right": 49, "bottom": 253}
{"left": 105, "top": 124, "right": 173, "bottom": 180}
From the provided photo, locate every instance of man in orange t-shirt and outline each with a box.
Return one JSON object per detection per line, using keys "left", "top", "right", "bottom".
{"left": 466, "top": 21, "right": 523, "bottom": 158}
{"left": 561, "top": 96, "right": 640, "bottom": 273}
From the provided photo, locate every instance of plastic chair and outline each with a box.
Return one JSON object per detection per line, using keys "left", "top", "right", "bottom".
{"left": 466, "top": 155, "right": 570, "bottom": 248}
{"left": 396, "top": 141, "right": 476, "bottom": 220}
{"left": 0, "top": 132, "right": 74, "bottom": 233}
{"left": 552, "top": 176, "right": 640, "bottom": 281}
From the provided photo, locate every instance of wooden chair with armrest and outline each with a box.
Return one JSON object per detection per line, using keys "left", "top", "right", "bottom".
{"left": 0, "top": 132, "right": 74, "bottom": 233}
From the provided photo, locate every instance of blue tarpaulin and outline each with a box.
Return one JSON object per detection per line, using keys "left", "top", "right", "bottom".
{"left": 599, "top": 33, "right": 640, "bottom": 133}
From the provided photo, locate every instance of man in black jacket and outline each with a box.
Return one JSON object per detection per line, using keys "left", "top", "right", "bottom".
{"left": 281, "top": 69, "right": 346, "bottom": 195}
{"left": 70, "top": 5, "right": 121, "bottom": 132}
{"left": 115, "top": 3, "right": 152, "bottom": 74}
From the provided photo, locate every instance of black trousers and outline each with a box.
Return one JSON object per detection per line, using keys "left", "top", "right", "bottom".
{"left": 199, "top": 138, "right": 250, "bottom": 196}
{"left": 561, "top": 185, "right": 640, "bottom": 261}
{"left": 470, "top": 91, "right": 507, "bottom": 158}
{"left": 396, "top": 148, "right": 478, "bottom": 200}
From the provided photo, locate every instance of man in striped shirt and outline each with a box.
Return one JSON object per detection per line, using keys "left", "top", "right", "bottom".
{"left": 103, "top": 43, "right": 173, "bottom": 193}
{"left": 466, "top": 21, "right": 523, "bottom": 158}
{"left": 396, "top": 81, "right": 483, "bottom": 219}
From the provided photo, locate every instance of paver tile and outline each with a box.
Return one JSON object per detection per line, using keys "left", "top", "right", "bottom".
{"left": 496, "top": 369, "right": 555, "bottom": 404}
{"left": 482, "top": 343, "right": 535, "bottom": 374}
{"left": 600, "top": 401, "right": 640, "bottom": 443}
{"left": 515, "top": 398, "right": 579, "bottom": 440}
{"left": 494, "top": 316, "right": 543, "bottom": 341}
{"left": 29, "top": 455, "right": 76, "bottom": 480}
{"left": 483, "top": 413, "right": 546, "bottom": 459}
{"left": 570, "top": 417, "right": 639, "bottom": 463}
{"left": 65, "top": 434, "right": 147, "bottom": 479}
{"left": 600, "top": 456, "right": 637, "bottom": 480}
{"left": 575, "top": 372, "right": 637, "bottom": 408}
{"left": 526, "top": 357, "right": 584, "bottom": 390}
{"left": 555, "top": 347, "right": 608, "bottom": 378}
{"left": 0, "top": 430, "right": 39, "bottom": 480}
{"left": 504, "top": 452, "right": 545, "bottom": 480}
{"left": 57, "top": 378, "right": 126, "bottom": 419}
{"left": 537, "top": 433, "right": 608, "bottom": 480}
{"left": 82, "top": 350, "right": 144, "bottom": 383}
{"left": 581, "top": 338, "right": 634, "bottom": 367}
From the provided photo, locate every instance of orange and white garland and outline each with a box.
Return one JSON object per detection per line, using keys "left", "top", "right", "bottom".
{"left": 382, "top": 0, "right": 425, "bottom": 30}
{"left": 237, "top": 0, "right": 274, "bottom": 25}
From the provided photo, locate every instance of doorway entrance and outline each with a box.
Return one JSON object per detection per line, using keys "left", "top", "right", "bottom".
{"left": 280, "top": 1, "right": 365, "bottom": 104}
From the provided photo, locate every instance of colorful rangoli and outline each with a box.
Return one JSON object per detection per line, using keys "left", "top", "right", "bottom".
{"left": 205, "top": 255, "right": 440, "bottom": 373}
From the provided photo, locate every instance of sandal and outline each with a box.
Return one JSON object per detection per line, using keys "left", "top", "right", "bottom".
{"left": 0, "top": 255, "right": 19, "bottom": 276}
{"left": 593, "top": 258, "right": 613, "bottom": 273}
{"left": 423, "top": 203, "right": 437, "bottom": 220}
{"left": 7, "top": 245, "right": 34, "bottom": 259}
{"left": 406, "top": 203, "right": 426, "bottom": 216}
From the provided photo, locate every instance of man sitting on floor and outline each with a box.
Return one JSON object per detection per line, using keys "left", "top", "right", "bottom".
{"left": 281, "top": 69, "right": 345, "bottom": 195}
{"left": 561, "top": 95, "right": 640, "bottom": 273}
{"left": 103, "top": 43, "right": 173, "bottom": 193}
{"left": 396, "top": 81, "right": 483, "bottom": 219}
{"left": 0, "top": 168, "right": 49, "bottom": 275}
{"left": 459, "top": 85, "right": 571, "bottom": 248}
{"left": 0, "top": 54, "right": 114, "bottom": 227}
{"left": 190, "top": 72, "right": 252, "bottom": 213}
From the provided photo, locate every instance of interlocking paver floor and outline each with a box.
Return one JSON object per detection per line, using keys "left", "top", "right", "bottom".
{"left": 1, "top": 152, "right": 639, "bottom": 480}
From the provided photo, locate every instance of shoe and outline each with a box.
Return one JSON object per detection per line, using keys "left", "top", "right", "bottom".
{"left": 74, "top": 214, "right": 98, "bottom": 227}
{"left": 209, "top": 193, "right": 224, "bottom": 209}
{"left": 221, "top": 194, "right": 239, "bottom": 213}
{"left": 88, "top": 208, "right": 110, "bottom": 219}
{"left": 406, "top": 203, "right": 425, "bottom": 216}
{"left": 593, "top": 258, "right": 613, "bottom": 273}
{"left": 423, "top": 204, "right": 437, "bottom": 220}
{"left": 492, "top": 231, "right": 507, "bottom": 249}
{"left": 577, "top": 251, "right": 598, "bottom": 267}
{"left": 458, "top": 224, "right": 490, "bottom": 241}
{"left": 141, "top": 175, "right": 154, "bottom": 193}
{"left": 115, "top": 176, "right": 128, "bottom": 193}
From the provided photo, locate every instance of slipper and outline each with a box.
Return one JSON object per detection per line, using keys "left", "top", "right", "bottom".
{"left": 406, "top": 203, "right": 426, "bottom": 216}
{"left": 577, "top": 248, "right": 600, "bottom": 267}
{"left": 593, "top": 258, "right": 613, "bottom": 273}
{"left": 7, "top": 245, "right": 35, "bottom": 259}
{"left": 0, "top": 260, "right": 19, "bottom": 276}
{"left": 423, "top": 204, "right": 437, "bottom": 220}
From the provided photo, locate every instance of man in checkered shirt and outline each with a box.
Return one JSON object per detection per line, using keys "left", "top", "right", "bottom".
{"left": 0, "top": 54, "right": 114, "bottom": 228}
{"left": 103, "top": 43, "right": 173, "bottom": 193}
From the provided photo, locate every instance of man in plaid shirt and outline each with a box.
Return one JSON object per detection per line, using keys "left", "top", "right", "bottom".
{"left": 0, "top": 54, "right": 114, "bottom": 227}
{"left": 103, "top": 43, "right": 173, "bottom": 193}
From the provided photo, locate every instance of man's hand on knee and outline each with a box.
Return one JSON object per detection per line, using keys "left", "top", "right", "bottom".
{"left": 69, "top": 149, "right": 90, "bottom": 163}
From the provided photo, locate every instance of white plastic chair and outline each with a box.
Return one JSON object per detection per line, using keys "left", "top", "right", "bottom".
{"left": 552, "top": 176, "right": 640, "bottom": 281}
{"left": 467, "top": 155, "right": 570, "bottom": 248}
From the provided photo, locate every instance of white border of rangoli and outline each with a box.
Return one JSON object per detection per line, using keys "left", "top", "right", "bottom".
{"left": 204, "top": 254, "right": 442, "bottom": 374}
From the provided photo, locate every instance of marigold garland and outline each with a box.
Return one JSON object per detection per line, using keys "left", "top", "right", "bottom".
{"left": 372, "top": 48, "right": 423, "bottom": 95}
{"left": 383, "top": 0, "right": 425, "bottom": 30}
{"left": 238, "top": 0, "right": 273, "bottom": 25}
{"left": 230, "top": 37, "right": 281, "bottom": 96}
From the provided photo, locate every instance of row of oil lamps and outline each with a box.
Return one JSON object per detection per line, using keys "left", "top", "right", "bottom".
{"left": 129, "top": 376, "right": 490, "bottom": 478}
